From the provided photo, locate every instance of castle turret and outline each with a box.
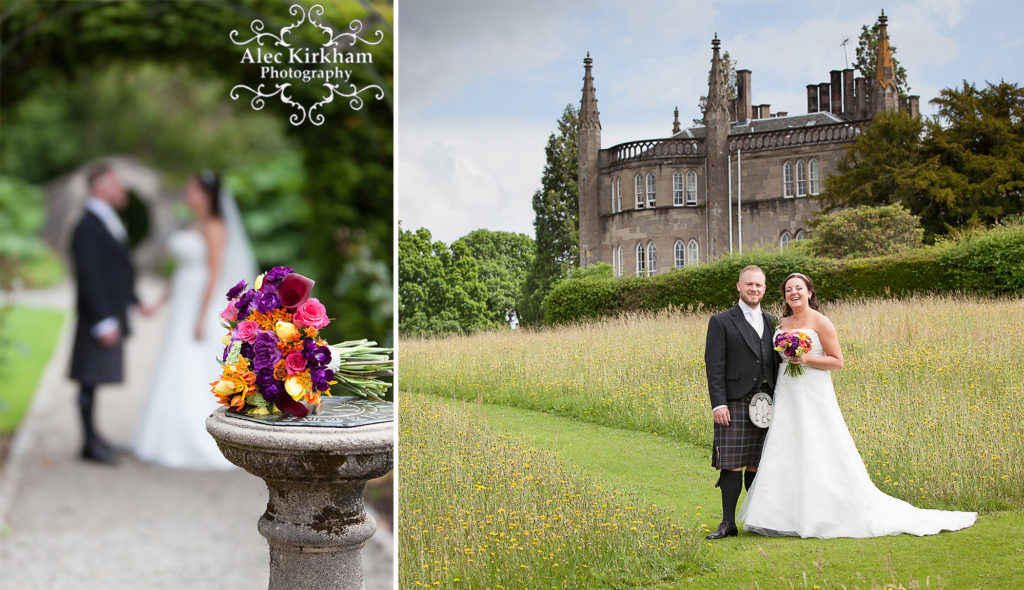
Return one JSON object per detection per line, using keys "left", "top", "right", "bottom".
{"left": 672, "top": 106, "right": 681, "bottom": 134}
{"left": 704, "top": 35, "right": 730, "bottom": 260}
{"left": 577, "top": 52, "right": 602, "bottom": 267}
{"left": 871, "top": 10, "right": 899, "bottom": 115}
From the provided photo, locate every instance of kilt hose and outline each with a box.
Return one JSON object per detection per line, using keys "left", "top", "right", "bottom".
{"left": 712, "top": 394, "right": 767, "bottom": 470}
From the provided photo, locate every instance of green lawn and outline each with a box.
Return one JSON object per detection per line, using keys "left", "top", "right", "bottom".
{"left": 0, "top": 306, "right": 66, "bottom": 433}
{"left": 420, "top": 394, "right": 1024, "bottom": 589}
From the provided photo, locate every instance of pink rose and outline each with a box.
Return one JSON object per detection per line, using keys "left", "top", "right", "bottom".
{"left": 293, "top": 297, "right": 330, "bottom": 329}
{"left": 285, "top": 350, "right": 307, "bottom": 375}
{"left": 219, "top": 299, "right": 238, "bottom": 322}
{"left": 235, "top": 320, "right": 260, "bottom": 343}
{"left": 276, "top": 273, "right": 314, "bottom": 309}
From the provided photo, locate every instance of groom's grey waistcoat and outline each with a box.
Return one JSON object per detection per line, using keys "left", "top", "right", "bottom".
{"left": 704, "top": 305, "right": 780, "bottom": 410}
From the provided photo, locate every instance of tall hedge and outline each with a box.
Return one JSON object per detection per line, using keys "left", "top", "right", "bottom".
{"left": 542, "top": 224, "right": 1024, "bottom": 324}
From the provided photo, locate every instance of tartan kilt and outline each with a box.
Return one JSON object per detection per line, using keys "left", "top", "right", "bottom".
{"left": 711, "top": 396, "right": 767, "bottom": 469}
{"left": 69, "top": 320, "right": 125, "bottom": 385}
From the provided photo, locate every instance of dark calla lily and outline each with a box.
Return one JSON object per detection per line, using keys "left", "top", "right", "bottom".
{"left": 276, "top": 273, "right": 315, "bottom": 310}
{"left": 274, "top": 394, "right": 309, "bottom": 417}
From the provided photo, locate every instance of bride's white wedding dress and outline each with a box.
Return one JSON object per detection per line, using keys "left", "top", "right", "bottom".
{"left": 133, "top": 229, "right": 235, "bottom": 469}
{"left": 738, "top": 329, "right": 976, "bottom": 538}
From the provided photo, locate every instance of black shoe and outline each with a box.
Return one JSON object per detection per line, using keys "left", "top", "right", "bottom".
{"left": 706, "top": 521, "right": 738, "bottom": 539}
{"left": 81, "top": 438, "right": 119, "bottom": 465}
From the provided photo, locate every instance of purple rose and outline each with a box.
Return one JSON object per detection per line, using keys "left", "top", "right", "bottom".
{"left": 226, "top": 280, "right": 247, "bottom": 300}
{"left": 311, "top": 367, "right": 334, "bottom": 392}
{"left": 252, "top": 331, "right": 282, "bottom": 371}
{"left": 239, "top": 341, "right": 254, "bottom": 360}
{"left": 264, "top": 266, "right": 295, "bottom": 286}
{"left": 256, "top": 369, "right": 281, "bottom": 402}
{"left": 255, "top": 291, "right": 282, "bottom": 314}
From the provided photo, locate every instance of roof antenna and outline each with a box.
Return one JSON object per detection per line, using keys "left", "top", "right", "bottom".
{"left": 840, "top": 38, "right": 850, "bottom": 69}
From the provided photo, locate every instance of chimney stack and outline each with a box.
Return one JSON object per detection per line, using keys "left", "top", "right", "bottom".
{"left": 736, "top": 69, "right": 752, "bottom": 121}
{"left": 817, "top": 83, "right": 831, "bottom": 114}
{"left": 842, "top": 69, "right": 854, "bottom": 116}
{"left": 830, "top": 70, "right": 843, "bottom": 115}
{"left": 855, "top": 76, "right": 868, "bottom": 118}
{"left": 807, "top": 84, "right": 819, "bottom": 113}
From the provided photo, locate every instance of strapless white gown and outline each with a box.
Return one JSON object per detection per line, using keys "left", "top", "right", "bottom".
{"left": 133, "top": 230, "right": 234, "bottom": 470}
{"left": 738, "top": 329, "right": 976, "bottom": 538}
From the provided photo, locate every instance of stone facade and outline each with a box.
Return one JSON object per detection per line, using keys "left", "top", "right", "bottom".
{"left": 577, "top": 12, "right": 918, "bottom": 276}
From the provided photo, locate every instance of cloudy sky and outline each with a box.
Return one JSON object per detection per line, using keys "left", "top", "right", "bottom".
{"left": 397, "top": 0, "right": 1023, "bottom": 244}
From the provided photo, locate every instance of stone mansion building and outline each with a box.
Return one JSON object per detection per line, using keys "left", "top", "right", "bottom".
{"left": 577, "top": 12, "right": 920, "bottom": 276}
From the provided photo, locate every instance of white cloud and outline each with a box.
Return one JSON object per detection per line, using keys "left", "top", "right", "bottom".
{"left": 398, "top": 118, "right": 550, "bottom": 243}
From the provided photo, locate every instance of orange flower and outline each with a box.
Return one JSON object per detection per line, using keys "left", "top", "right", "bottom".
{"left": 304, "top": 327, "right": 318, "bottom": 339}
{"left": 273, "top": 359, "right": 288, "bottom": 381}
{"left": 229, "top": 394, "right": 245, "bottom": 409}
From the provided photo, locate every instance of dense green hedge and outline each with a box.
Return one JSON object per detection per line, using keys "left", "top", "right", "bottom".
{"left": 542, "top": 224, "right": 1024, "bottom": 324}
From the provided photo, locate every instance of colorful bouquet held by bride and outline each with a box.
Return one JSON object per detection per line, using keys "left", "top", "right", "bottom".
{"left": 773, "top": 330, "right": 814, "bottom": 377}
{"left": 211, "top": 266, "right": 393, "bottom": 417}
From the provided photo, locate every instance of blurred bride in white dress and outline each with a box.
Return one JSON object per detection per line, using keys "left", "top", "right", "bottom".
{"left": 134, "top": 171, "right": 256, "bottom": 469}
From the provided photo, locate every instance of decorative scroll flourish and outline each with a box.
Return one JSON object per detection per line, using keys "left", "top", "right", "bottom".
{"left": 318, "top": 19, "right": 386, "bottom": 48}
{"left": 229, "top": 3, "right": 306, "bottom": 47}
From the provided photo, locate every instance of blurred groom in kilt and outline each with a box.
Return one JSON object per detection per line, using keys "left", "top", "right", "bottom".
{"left": 69, "top": 163, "right": 144, "bottom": 464}
{"left": 704, "top": 265, "right": 780, "bottom": 539}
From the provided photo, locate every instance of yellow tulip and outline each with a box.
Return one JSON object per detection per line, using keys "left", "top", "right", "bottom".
{"left": 285, "top": 375, "right": 306, "bottom": 401}
{"left": 254, "top": 272, "right": 266, "bottom": 290}
{"left": 221, "top": 333, "right": 233, "bottom": 345}
{"left": 276, "top": 321, "right": 300, "bottom": 341}
{"left": 213, "top": 378, "right": 243, "bottom": 395}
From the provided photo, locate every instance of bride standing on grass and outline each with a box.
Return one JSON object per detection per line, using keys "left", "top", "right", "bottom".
{"left": 738, "top": 272, "right": 977, "bottom": 538}
{"left": 133, "top": 171, "right": 256, "bottom": 470}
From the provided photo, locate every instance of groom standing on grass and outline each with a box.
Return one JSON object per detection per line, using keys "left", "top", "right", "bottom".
{"left": 704, "top": 265, "right": 779, "bottom": 539}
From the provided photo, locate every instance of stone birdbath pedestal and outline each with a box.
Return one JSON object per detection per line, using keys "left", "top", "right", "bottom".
{"left": 206, "top": 397, "right": 393, "bottom": 590}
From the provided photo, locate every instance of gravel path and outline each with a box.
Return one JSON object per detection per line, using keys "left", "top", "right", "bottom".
{"left": 0, "top": 278, "right": 393, "bottom": 589}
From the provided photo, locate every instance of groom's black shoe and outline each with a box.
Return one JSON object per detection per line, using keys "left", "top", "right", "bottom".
{"left": 706, "top": 521, "right": 739, "bottom": 539}
{"left": 81, "top": 436, "right": 119, "bottom": 465}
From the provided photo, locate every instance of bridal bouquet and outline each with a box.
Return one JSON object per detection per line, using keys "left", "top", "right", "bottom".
{"left": 773, "top": 330, "right": 813, "bottom": 377}
{"left": 210, "top": 266, "right": 393, "bottom": 417}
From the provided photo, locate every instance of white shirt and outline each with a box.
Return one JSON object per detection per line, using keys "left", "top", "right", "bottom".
{"left": 712, "top": 300, "right": 764, "bottom": 414}
{"left": 738, "top": 299, "right": 764, "bottom": 337}
{"left": 85, "top": 196, "right": 128, "bottom": 244}
{"left": 84, "top": 197, "right": 128, "bottom": 338}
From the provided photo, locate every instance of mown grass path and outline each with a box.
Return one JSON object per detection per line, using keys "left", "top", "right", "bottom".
{"left": 420, "top": 394, "right": 1024, "bottom": 589}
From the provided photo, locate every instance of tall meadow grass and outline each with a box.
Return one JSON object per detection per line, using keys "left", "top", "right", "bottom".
{"left": 398, "top": 393, "right": 701, "bottom": 588}
{"left": 401, "top": 295, "right": 1024, "bottom": 511}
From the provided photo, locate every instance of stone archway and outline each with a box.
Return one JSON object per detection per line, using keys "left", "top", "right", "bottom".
{"left": 41, "top": 156, "right": 179, "bottom": 272}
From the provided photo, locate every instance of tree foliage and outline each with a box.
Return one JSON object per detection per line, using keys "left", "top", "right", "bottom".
{"left": 453, "top": 229, "right": 535, "bottom": 326}
{"left": 398, "top": 227, "right": 492, "bottom": 336}
{"left": 520, "top": 105, "right": 579, "bottom": 326}
{"left": 822, "top": 81, "right": 1024, "bottom": 240}
{"left": 854, "top": 18, "right": 910, "bottom": 96}
{"left": 0, "top": 0, "right": 394, "bottom": 344}
{"left": 805, "top": 204, "right": 923, "bottom": 259}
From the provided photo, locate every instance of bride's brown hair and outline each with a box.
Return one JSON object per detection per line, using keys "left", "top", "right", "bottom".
{"left": 781, "top": 273, "right": 822, "bottom": 317}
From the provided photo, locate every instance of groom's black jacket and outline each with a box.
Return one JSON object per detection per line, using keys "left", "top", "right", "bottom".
{"left": 69, "top": 210, "right": 137, "bottom": 384}
{"left": 705, "top": 305, "right": 780, "bottom": 410}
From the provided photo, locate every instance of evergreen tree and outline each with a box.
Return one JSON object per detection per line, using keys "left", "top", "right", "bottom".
{"left": 520, "top": 105, "right": 579, "bottom": 326}
{"left": 821, "top": 81, "right": 1024, "bottom": 240}
{"left": 854, "top": 19, "right": 910, "bottom": 96}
